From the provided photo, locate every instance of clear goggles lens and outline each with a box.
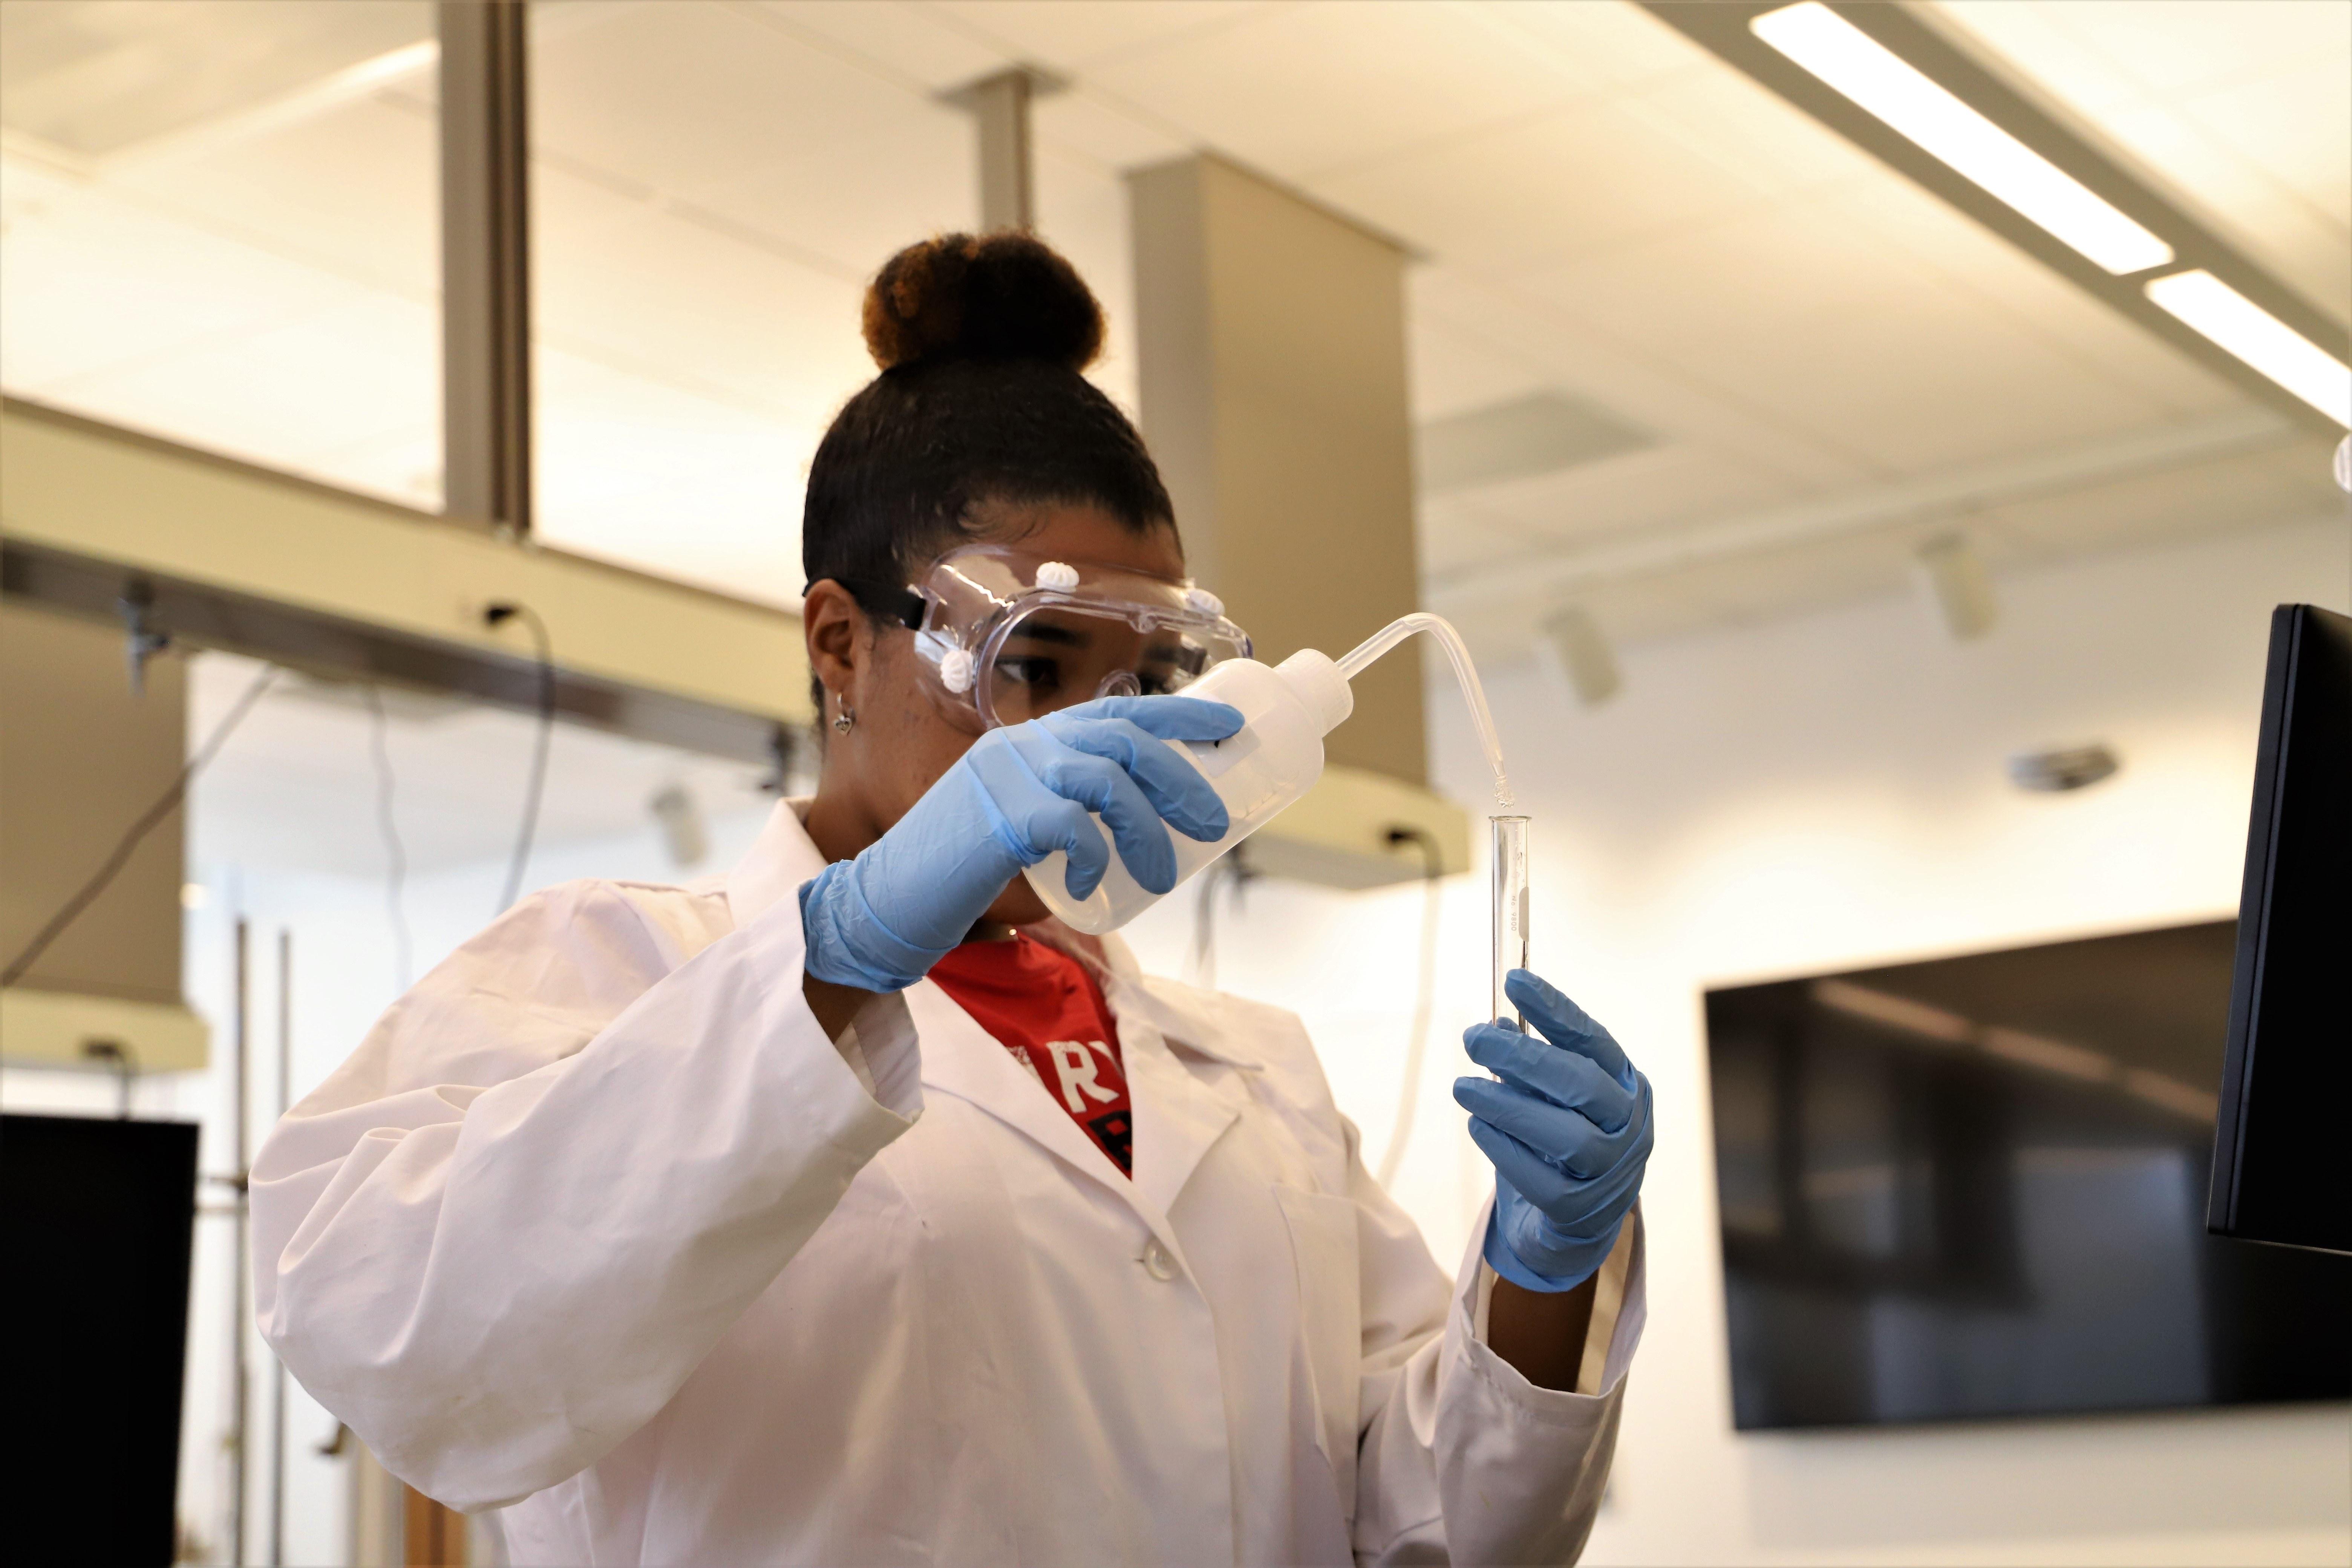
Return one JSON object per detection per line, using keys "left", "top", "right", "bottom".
{"left": 902, "top": 546, "right": 1251, "bottom": 730}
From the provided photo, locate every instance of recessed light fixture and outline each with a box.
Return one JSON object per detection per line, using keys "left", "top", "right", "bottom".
{"left": 2144, "top": 272, "right": 2352, "bottom": 429}
{"left": 1749, "top": 2, "right": 2173, "bottom": 276}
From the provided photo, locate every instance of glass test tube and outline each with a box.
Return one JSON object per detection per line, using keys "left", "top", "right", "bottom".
{"left": 1490, "top": 815, "right": 1530, "bottom": 1028}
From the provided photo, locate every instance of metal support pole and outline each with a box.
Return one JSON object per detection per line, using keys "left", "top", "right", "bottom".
{"left": 271, "top": 927, "right": 291, "bottom": 1566}
{"left": 971, "top": 71, "right": 1033, "bottom": 232}
{"left": 438, "top": 0, "right": 533, "bottom": 532}
{"left": 942, "top": 67, "right": 1064, "bottom": 233}
{"left": 230, "top": 916, "right": 251, "bottom": 1568}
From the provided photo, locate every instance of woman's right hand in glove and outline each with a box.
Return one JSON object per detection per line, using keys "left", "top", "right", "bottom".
{"left": 800, "top": 694, "right": 1244, "bottom": 993}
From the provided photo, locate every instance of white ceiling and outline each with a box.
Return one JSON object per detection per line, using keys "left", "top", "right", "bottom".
{"left": 3, "top": 0, "right": 2346, "bottom": 659}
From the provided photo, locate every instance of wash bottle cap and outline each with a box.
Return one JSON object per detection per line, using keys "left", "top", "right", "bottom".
{"left": 1275, "top": 648, "right": 1354, "bottom": 737}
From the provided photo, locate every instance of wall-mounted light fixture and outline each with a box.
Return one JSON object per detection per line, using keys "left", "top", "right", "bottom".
{"left": 1536, "top": 603, "right": 1623, "bottom": 707}
{"left": 1915, "top": 532, "right": 1997, "bottom": 642}
{"left": 1642, "top": 2, "right": 2350, "bottom": 435}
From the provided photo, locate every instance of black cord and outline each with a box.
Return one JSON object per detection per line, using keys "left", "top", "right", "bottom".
{"left": 363, "top": 686, "right": 415, "bottom": 990}
{"left": 1374, "top": 827, "right": 1446, "bottom": 1189}
{"left": 2, "top": 662, "right": 279, "bottom": 989}
{"left": 484, "top": 603, "right": 555, "bottom": 913}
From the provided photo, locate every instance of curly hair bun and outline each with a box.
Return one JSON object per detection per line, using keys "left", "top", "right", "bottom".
{"left": 862, "top": 231, "right": 1105, "bottom": 374}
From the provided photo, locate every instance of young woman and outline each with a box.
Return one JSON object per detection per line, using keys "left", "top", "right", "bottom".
{"left": 253, "top": 233, "right": 1654, "bottom": 1566}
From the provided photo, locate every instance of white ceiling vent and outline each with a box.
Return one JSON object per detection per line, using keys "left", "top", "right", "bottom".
{"left": 1416, "top": 392, "right": 1653, "bottom": 495}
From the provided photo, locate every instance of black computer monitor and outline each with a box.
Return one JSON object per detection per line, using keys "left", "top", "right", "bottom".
{"left": 2208, "top": 603, "right": 2350, "bottom": 1257}
{"left": 2, "top": 1113, "right": 200, "bottom": 1564}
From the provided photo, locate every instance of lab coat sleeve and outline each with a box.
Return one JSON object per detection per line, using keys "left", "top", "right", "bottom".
{"left": 248, "top": 880, "right": 920, "bottom": 1512}
{"left": 1351, "top": 1166, "right": 1646, "bottom": 1567}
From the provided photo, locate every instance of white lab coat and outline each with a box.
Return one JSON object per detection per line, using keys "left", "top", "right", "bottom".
{"left": 252, "top": 802, "right": 1644, "bottom": 1566}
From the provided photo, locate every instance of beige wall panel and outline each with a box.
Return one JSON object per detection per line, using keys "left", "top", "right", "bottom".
{"left": 0, "top": 599, "right": 184, "bottom": 1006}
{"left": 1130, "top": 156, "right": 1428, "bottom": 785}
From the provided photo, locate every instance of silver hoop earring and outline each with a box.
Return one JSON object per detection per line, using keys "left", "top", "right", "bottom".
{"left": 831, "top": 701, "right": 855, "bottom": 735}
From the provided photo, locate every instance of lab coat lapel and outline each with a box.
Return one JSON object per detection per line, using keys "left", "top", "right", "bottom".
{"left": 1116, "top": 1006, "right": 1243, "bottom": 1224}
{"left": 724, "top": 799, "right": 825, "bottom": 925}
{"left": 903, "top": 980, "right": 1142, "bottom": 1210}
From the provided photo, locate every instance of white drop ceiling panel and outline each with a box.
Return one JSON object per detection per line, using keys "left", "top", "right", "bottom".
{"left": 1086, "top": 1, "right": 1589, "bottom": 182}
{"left": 756, "top": 0, "right": 1008, "bottom": 94}
{"left": 692, "top": 107, "right": 977, "bottom": 284}
{"left": 1934, "top": 0, "right": 2351, "bottom": 313}
{"left": 924, "top": 0, "right": 1276, "bottom": 74}
{"left": 1315, "top": 94, "right": 1773, "bottom": 272}
{"left": 1467, "top": 442, "right": 1807, "bottom": 554}
{"left": 1409, "top": 318, "right": 1557, "bottom": 425}
{"left": 1977, "top": 435, "right": 2344, "bottom": 564}
{"left": 531, "top": 2, "right": 915, "bottom": 202}
{"left": 1828, "top": 175, "right": 2243, "bottom": 421}
{"left": 1506, "top": 193, "right": 2188, "bottom": 476}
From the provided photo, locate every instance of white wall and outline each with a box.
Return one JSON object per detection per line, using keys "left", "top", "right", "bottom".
{"left": 1119, "top": 509, "right": 2352, "bottom": 1567}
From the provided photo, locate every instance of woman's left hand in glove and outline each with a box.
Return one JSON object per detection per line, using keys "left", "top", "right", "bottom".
{"left": 1455, "top": 968, "right": 1653, "bottom": 1293}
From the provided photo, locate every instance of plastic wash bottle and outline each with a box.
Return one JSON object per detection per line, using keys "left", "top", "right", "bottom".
{"left": 1024, "top": 648, "right": 1354, "bottom": 935}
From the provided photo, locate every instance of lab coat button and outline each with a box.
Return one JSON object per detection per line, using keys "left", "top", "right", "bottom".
{"left": 1141, "top": 1238, "right": 1179, "bottom": 1281}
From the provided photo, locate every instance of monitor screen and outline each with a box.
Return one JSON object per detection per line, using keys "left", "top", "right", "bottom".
{"left": 2211, "top": 603, "right": 2352, "bottom": 1254}
{"left": 2, "top": 1113, "right": 200, "bottom": 1563}
{"left": 1704, "top": 922, "right": 2351, "bottom": 1430}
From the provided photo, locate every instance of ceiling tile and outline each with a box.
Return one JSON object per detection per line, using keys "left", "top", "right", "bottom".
{"left": 1033, "top": 87, "right": 1193, "bottom": 174}
{"left": 1411, "top": 267, "right": 1866, "bottom": 492}
{"left": 1313, "top": 94, "right": 1770, "bottom": 272}
{"left": 1087, "top": 0, "right": 1591, "bottom": 182}
{"left": 754, "top": 0, "right": 1009, "bottom": 92}
{"left": 1505, "top": 194, "right": 2181, "bottom": 476}
{"left": 1981, "top": 438, "right": 2344, "bottom": 564}
{"left": 1408, "top": 314, "right": 1553, "bottom": 423}
{"left": 921, "top": 0, "right": 1276, "bottom": 73}
{"left": 1830, "top": 174, "right": 2245, "bottom": 419}
{"left": 531, "top": 2, "right": 917, "bottom": 203}
{"left": 1465, "top": 441, "right": 1807, "bottom": 551}
{"left": 688, "top": 106, "right": 977, "bottom": 281}
{"left": 1467, "top": 0, "right": 1714, "bottom": 95}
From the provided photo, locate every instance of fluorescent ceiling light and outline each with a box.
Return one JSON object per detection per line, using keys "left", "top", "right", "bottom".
{"left": 2144, "top": 271, "right": 2352, "bottom": 429}
{"left": 1750, "top": 2, "right": 2173, "bottom": 275}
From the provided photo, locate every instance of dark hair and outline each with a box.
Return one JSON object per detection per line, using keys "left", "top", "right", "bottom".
{"left": 803, "top": 233, "right": 1176, "bottom": 629}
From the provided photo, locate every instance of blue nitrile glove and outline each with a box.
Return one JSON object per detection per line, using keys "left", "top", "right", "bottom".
{"left": 800, "top": 694, "right": 1243, "bottom": 992}
{"left": 1456, "top": 968, "right": 1654, "bottom": 1293}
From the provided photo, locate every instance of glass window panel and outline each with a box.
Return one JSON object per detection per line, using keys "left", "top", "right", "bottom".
{"left": 0, "top": 0, "right": 442, "bottom": 507}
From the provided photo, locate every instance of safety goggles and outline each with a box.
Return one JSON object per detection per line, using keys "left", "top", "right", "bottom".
{"left": 834, "top": 545, "right": 1251, "bottom": 731}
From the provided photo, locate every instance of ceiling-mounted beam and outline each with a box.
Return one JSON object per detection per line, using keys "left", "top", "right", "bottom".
{"left": 942, "top": 66, "right": 1066, "bottom": 232}
{"left": 0, "top": 397, "right": 810, "bottom": 765}
{"left": 1640, "top": 2, "right": 2349, "bottom": 435}
{"left": 438, "top": 0, "right": 533, "bottom": 530}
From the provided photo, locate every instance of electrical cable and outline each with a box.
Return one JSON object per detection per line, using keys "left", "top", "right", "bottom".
{"left": 363, "top": 686, "right": 415, "bottom": 991}
{"left": 1374, "top": 828, "right": 1446, "bottom": 1190}
{"left": 2, "top": 661, "right": 279, "bottom": 989}
{"left": 485, "top": 603, "right": 556, "bottom": 913}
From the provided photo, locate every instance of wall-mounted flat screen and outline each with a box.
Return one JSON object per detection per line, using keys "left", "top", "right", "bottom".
{"left": 1704, "top": 922, "right": 2351, "bottom": 1430}
{"left": 2211, "top": 603, "right": 2351, "bottom": 1254}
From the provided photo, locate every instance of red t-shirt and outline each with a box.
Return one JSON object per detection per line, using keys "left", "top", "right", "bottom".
{"left": 928, "top": 934, "right": 1134, "bottom": 1177}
